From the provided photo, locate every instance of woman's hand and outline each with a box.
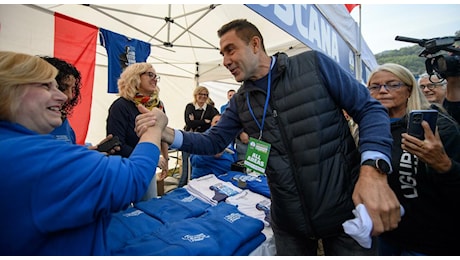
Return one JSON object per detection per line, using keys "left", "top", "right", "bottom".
{"left": 401, "top": 121, "right": 452, "bottom": 173}
{"left": 135, "top": 104, "right": 167, "bottom": 137}
{"left": 88, "top": 134, "right": 121, "bottom": 155}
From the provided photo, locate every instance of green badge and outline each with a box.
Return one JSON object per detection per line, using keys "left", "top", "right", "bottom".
{"left": 244, "top": 137, "right": 271, "bottom": 175}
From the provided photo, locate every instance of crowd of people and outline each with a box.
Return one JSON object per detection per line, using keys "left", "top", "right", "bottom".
{"left": 0, "top": 17, "right": 459, "bottom": 256}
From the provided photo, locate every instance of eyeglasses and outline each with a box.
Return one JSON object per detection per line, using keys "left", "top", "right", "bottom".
{"left": 367, "top": 81, "right": 405, "bottom": 93}
{"left": 141, "top": 72, "right": 160, "bottom": 82}
{"left": 197, "top": 93, "right": 209, "bottom": 97}
{"left": 419, "top": 83, "right": 444, "bottom": 90}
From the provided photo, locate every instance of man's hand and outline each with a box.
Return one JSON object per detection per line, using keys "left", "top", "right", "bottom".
{"left": 135, "top": 104, "right": 175, "bottom": 145}
{"left": 352, "top": 166, "right": 401, "bottom": 236}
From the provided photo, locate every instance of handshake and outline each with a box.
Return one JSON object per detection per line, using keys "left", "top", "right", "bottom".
{"left": 135, "top": 104, "right": 168, "bottom": 137}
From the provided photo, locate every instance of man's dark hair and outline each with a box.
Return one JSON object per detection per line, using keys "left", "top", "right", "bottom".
{"left": 41, "top": 56, "right": 82, "bottom": 117}
{"left": 217, "top": 19, "right": 266, "bottom": 53}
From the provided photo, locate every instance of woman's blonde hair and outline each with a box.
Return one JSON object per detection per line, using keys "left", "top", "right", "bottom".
{"left": 117, "top": 62, "right": 154, "bottom": 100}
{"left": 0, "top": 51, "right": 58, "bottom": 121}
{"left": 367, "top": 63, "right": 431, "bottom": 114}
{"left": 192, "top": 86, "right": 209, "bottom": 104}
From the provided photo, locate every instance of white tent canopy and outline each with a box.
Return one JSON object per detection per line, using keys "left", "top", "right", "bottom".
{"left": 0, "top": 4, "right": 377, "bottom": 144}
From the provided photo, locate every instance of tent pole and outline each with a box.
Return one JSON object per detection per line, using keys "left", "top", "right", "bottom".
{"left": 356, "top": 4, "right": 363, "bottom": 82}
{"left": 195, "top": 62, "right": 200, "bottom": 88}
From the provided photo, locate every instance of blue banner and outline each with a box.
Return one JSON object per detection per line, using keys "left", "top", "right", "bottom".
{"left": 246, "top": 4, "right": 359, "bottom": 79}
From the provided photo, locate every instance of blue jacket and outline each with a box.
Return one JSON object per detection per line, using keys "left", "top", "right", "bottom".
{"left": 380, "top": 109, "right": 460, "bottom": 255}
{"left": 50, "top": 118, "right": 76, "bottom": 144}
{"left": 0, "top": 121, "right": 160, "bottom": 255}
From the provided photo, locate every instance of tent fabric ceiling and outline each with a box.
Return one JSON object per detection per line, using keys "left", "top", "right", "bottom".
{"left": 1, "top": 4, "right": 375, "bottom": 144}
{"left": 32, "top": 4, "right": 308, "bottom": 83}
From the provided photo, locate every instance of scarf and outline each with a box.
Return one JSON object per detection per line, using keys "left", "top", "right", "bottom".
{"left": 133, "top": 92, "right": 161, "bottom": 111}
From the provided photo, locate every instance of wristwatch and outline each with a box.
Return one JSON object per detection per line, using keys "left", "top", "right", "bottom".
{"left": 362, "top": 159, "right": 391, "bottom": 174}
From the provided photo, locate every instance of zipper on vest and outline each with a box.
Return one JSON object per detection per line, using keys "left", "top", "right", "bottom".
{"left": 270, "top": 100, "right": 318, "bottom": 238}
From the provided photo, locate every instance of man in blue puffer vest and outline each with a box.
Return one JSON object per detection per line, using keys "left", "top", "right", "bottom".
{"left": 156, "top": 19, "right": 401, "bottom": 256}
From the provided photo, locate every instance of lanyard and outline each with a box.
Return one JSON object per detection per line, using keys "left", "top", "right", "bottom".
{"left": 247, "top": 57, "right": 275, "bottom": 140}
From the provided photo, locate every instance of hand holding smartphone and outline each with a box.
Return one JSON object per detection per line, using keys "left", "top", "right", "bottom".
{"left": 407, "top": 110, "right": 438, "bottom": 140}
{"left": 97, "top": 136, "right": 121, "bottom": 152}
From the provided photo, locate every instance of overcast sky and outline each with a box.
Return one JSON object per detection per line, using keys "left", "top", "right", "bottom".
{"left": 350, "top": 4, "right": 460, "bottom": 54}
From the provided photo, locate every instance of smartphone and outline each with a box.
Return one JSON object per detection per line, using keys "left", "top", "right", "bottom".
{"left": 97, "top": 136, "right": 121, "bottom": 152}
{"left": 407, "top": 110, "right": 438, "bottom": 140}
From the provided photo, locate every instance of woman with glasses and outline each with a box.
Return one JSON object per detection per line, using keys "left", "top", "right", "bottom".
{"left": 179, "top": 86, "right": 219, "bottom": 187}
{"left": 367, "top": 63, "right": 460, "bottom": 255}
{"left": 106, "top": 62, "right": 169, "bottom": 200}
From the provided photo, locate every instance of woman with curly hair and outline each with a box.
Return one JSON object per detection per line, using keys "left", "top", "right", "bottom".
{"left": 106, "top": 62, "right": 169, "bottom": 200}
{"left": 43, "top": 56, "right": 82, "bottom": 144}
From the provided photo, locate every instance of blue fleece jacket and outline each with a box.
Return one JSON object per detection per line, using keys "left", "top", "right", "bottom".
{"left": 0, "top": 121, "right": 160, "bottom": 255}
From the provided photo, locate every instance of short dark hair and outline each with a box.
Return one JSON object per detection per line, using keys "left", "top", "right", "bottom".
{"left": 41, "top": 56, "right": 81, "bottom": 117}
{"left": 217, "top": 19, "right": 266, "bottom": 53}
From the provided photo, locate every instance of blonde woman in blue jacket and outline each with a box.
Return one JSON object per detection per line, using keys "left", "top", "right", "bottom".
{"left": 0, "top": 51, "right": 167, "bottom": 255}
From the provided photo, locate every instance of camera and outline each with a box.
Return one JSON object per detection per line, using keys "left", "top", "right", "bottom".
{"left": 395, "top": 35, "right": 460, "bottom": 79}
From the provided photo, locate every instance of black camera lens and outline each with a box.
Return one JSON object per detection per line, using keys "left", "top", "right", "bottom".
{"left": 413, "top": 113, "right": 423, "bottom": 123}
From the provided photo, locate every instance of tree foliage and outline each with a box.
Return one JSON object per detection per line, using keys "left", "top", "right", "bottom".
{"left": 374, "top": 30, "right": 460, "bottom": 75}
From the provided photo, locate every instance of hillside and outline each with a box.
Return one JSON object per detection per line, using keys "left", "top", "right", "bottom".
{"left": 374, "top": 30, "right": 460, "bottom": 75}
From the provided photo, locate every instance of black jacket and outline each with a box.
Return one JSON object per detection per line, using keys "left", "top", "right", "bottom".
{"left": 380, "top": 109, "right": 460, "bottom": 255}
{"left": 183, "top": 103, "right": 219, "bottom": 133}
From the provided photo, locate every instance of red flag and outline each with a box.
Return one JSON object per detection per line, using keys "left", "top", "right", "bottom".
{"left": 345, "top": 4, "right": 360, "bottom": 13}
{"left": 54, "top": 13, "right": 98, "bottom": 145}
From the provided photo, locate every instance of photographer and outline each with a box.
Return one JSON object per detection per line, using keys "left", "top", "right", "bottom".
{"left": 396, "top": 36, "right": 460, "bottom": 122}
